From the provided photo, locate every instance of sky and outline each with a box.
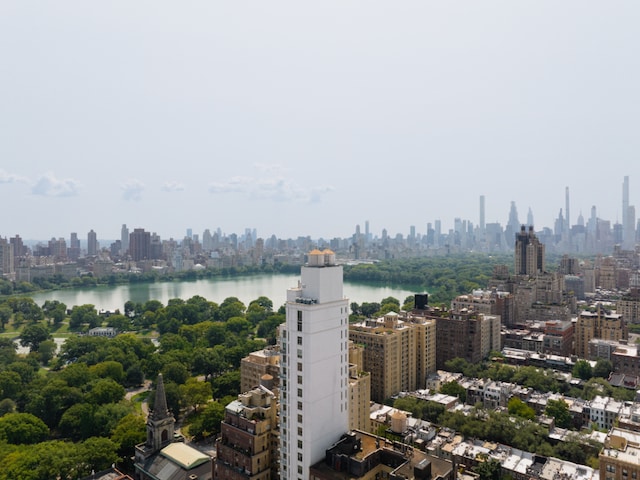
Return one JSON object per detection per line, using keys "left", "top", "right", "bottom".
{"left": 1, "top": 1, "right": 639, "bottom": 242}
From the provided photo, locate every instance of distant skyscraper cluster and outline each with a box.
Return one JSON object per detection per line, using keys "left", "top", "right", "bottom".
{"left": 0, "top": 177, "right": 638, "bottom": 283}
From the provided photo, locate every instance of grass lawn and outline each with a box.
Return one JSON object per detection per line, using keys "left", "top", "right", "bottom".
{"left": 131, "top": 391, "right": 149, "bottom": 414}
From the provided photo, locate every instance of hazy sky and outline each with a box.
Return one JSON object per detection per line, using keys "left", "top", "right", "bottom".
{"left": 1, "top": 1, "right": 639, "bottom": 242}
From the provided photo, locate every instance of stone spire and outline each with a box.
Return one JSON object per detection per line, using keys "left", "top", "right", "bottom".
{"left": 144, "top": 373, "right": 175, "bottom": 453}
{"left": 150, "top": 373, "right": 170, "bottom": 421}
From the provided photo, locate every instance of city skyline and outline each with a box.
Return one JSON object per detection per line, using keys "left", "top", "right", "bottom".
{"left": 3, "top": 179, "right": 638, "bottom": 246}
{"left": 1, "top": 2, "right": 639, "bottom": 240}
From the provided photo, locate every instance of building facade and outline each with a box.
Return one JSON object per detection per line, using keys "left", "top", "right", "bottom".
{"left": 600, "top": 427, "right": 640, "bottom": 480}
{"left": 575, "top": 306, "right": 627, "bottom": 359}
{"left": 279, "top": 249, "right": 349, "bottom": 479}
{"left": 216, "top": 386, "right": 279, "bottom": 480}
{"left": 515, "top": 225, "right": 545, "bottom": 276}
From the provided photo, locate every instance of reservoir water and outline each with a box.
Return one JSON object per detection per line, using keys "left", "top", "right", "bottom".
{"left": 28, "top": 274, "right": 424, "bottom": 311}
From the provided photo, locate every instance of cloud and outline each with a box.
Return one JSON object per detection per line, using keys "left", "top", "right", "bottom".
{"left": 161, "top": 181, "right": 185, "bottom": 192}
{"left": 0, "top": 169, "right": 29, "bottom": 184}
{"left": 209, "top": 174, "right": 333, "bottom": 203}
{"left": 31, "top": 173, "right": 81, "bottom": 197}
{"left": 121, "top": 179, "right": 145, "bottom": 201}
{"left": 209, "top": 176, "right": 253, "bottom": 194}
{"left": 253, "top": 163, "right": 287, "bottom": 175}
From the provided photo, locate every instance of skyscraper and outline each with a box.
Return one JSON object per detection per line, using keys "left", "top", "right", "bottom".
{"left": 565, "top": 186, "right": 571, "bottom": 237}
{"left": 515, "top": 225, "right": 545, "bottom": 275}
{"left": 121, "top": 224, "right": 129, "bottom": 256}
{"left": 87, "top": 229, "right": 97, "bottom": 256}
{"left": 506, "top": 201, "right": 520, "bottom": 245}
{"left": 623, "top": 176, "right": 629, "bottom": 233}
{"left": 69, "top": 232, "right": 80, "bottom": 261}
{"left": 279, "top": 249, "right": 349, "bottom": 479}
{"left": 129, "top": 228, "right": 151, "bottom": 261}
{"left": 623, "top": 175, "right": 635, "bottom": 249}
{"left": 479, "top": 195, "right": 486, "bottom": 233}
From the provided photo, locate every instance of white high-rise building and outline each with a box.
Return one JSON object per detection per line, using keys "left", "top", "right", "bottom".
{"left": 279, "top": 249, "right": 349, "bottom": 479}
{"left": 121, "top": 224, "right": 129, "bottom": 256}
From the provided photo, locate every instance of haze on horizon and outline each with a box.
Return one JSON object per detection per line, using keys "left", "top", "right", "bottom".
{"left": 1, "top": 1, "right": 639, "bottom": 241}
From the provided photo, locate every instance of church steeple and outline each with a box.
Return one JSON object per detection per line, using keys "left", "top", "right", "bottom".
{"left": 146, "top": 373, "right": 175, "bottom": 452}
{"left": 150, "top": 373, "right": 170, "bottom": 421}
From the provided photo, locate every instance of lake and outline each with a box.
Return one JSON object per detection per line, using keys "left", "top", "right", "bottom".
{"left": 29, "top": 274, "right": 425, "bottom": 311}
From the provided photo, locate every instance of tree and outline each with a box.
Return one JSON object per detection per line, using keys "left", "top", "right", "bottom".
{"left": 360, "top": 302, "right": 381, "bottom": 318}
{"left": 6, "top": 297, "right": 44, "bottom": 322}
{"left": 19, "top": 323, "right": 51, "bottom": 352}
{"left": 125, "top": 363, "right": 145, "bottom": 387}
{"left": 554, "top": 438, "right": 587, "bottom": 465}
{"left": 594, "top": 359, "right": 613, "bottom": 379}
{"left": 0, "top": 305, "right": 12, "bottom": 330}
{"left": 187, "top": 400, "right": 226, "bottom": 440}
{"left": 211, "top": 370, "right": 240, "bottom": 398}
{"left": 143, "top": 299, "right": 164, "bottom": 312}
{"left": 37, "top": 339, "right": 57, "bottom": 365}
{"left": 86, "top": 378, "right": 126, "bottom": 405}
{"left": 60, "top": 362, "right": 95, "bottom": 388}
{"left": 58, "top": 403, "right": 95, "bottom": 440}
{"left": 250, "top": 296, "right": 273, "bottom": 312}
{"left": 545, "top": 399, "right": 572, "bottom": 428}
{"left": 572, "top": 360, "right": 593, "bottom": 381}
{"left": 89, "top": 361, "right": 125, "bottom": 382}
{"left": 257, "top": 314, "right": 285, "bottom": 343}
{"left": 163, "top": 361, "right": 189, "bottom": 385}
{"left": 217, "top": 297, "right": 246, "bottom": 321}
{"left": 507, "top": 397, "right": 535, "bottom": 420}
{"left": 402, "top": 295, "right": 415, "bottom": 311}
{"left": 93, "top": 403, "right": 131, "bottom": 438}
{"left": 111, "top": 414, "right": 145, "bottom": 455}
{"left": 440, "top": 381, "right": 467, "bottom": 402}
{"left": 0, "top": 370, "right": 21, "bottom": 399}
{"left": 106, "top": 314, "right": 132, "bottom": 332}
{"left": 180, "top": 378, "right": 213, "bottom": 413}
{"left": 124, "top": 300, "right": 137, "bottom": 318}
{"left": 475, "top": 459, "right": 502, "bottom": 480}
{"left": 42, "top": 300, "right": 66, "bottom": 325}
{"left": 69, "top": 304, "right": 101, "bottom": 329}
{"left": 1, "top": 439, "right": 89, "bottom": 480}
{"left": 0, "top": 337, "right": 17, "bottom": 364}
{"left": 0, "top": 398, "right": 16, "bottom": 415}
{"left": 444, "top": 357, "right": 471, "bottom": 374}
{"left": 0, "top": 412, "right": 49, "bottom": 444}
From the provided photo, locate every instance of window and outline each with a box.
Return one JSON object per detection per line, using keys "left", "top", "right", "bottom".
{"left": 298, "top": 375, "right": 302, "bottom": 384}
{"left": 297, "top": 349, "right": 302, "bottom": 359}
{"left": 298, "top": 452, "right": 303, "bottom": 461}
{"left": 298, "top": 401, "right": 302, "bottom": 410}
{"left": 298, "top": 414, "right": 303, "bottom": 423}
{"left": 297, "top": 336, "right": 302, "bottom": 345}
{"left": 297, "top": 427, "right": 302, "bottom": 436}
{"left": 298, "top": 388, "right": 302, "bottom": 397}
{"left": 298, "top": 466, "right": 303, "bottom": 474}
{"left": 297, "top": 311, "right": 302, "bottom": 331}
{"left": 298, "top": 439, "right": 303, "bottom": 449}
{"left": 297, "top": 362, "right": 302, "bottom": 372}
